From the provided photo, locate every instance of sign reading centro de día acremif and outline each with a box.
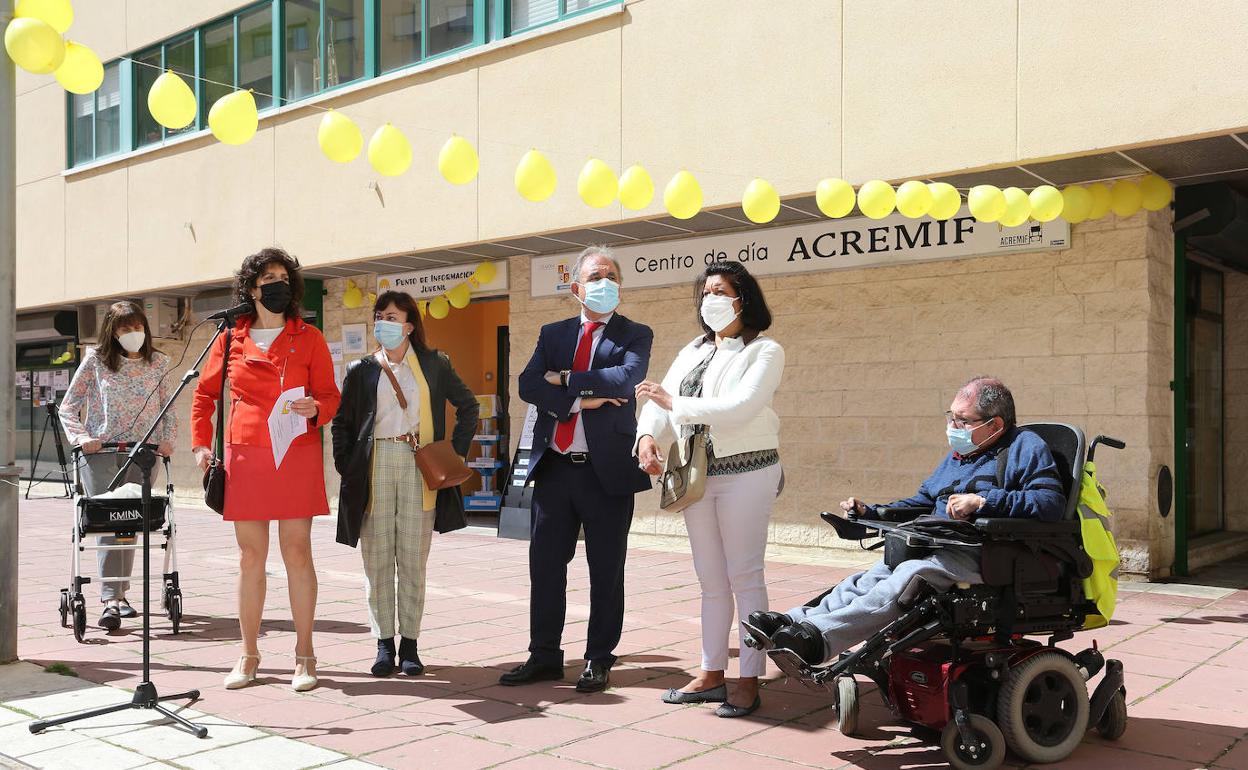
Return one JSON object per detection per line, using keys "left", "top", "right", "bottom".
{"left": 530, "top": 207, "right": 1069, "bottom": 296}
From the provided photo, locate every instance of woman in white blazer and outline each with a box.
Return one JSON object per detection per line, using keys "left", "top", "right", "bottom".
{"left": 635, "top": 261, "right": 785, "bottom": 718}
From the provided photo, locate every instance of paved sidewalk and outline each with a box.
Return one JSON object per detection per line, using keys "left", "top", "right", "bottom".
{"left": 5, "top": 494, "right": 1248, "bottom": 769}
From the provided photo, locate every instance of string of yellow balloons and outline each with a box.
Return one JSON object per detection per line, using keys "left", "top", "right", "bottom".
{"left": 343, "top": 262, "right": 500, "bottom": 321}
{"left": 4, "top": 0, "right": 103, "bottom": 93}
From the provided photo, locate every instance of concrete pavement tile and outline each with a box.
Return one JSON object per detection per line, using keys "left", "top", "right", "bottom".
{"left": 1030, "top": 741, "right": 1207, "bottom": 769}
{"left": 17, "top": 739, "right": 149, "bottom": 770}
{"left": 667, "top": 747, "right": 819, "bottom": 770}
{"left": 1214, "top": 738, "right": 1248, "bottom": 769}
{"left": 0, "top": 720, "right": 90, "bottom": 759}
{"left": 298, "top": 711, "right": 437, "bottom": 755}
{"left": 459, "top": 712, "right": 606, "bottom": 751}
{"left": 104, "top": 715, "right": 266, "bottom": 760}
{"left": 7, "top": 685, "right": 141, "bottom": 720}
{"left": 178, "top": 735, "right": 348, "bottom": 770}
{"left": 364, "top": 733, "right": 529, "bottom": 769}
{"left": 1084, "top": 719, "right": 1239, "bottom": 764}
{"left": 493, "top": 754, "right": 598, "bottom": 769}
{"left": 629, "top": 705, "right": 778, "bottom": 746}
{"left": 0, "top": 663, "right": 93, "bottom": 702}
{"left": 552, "top": 728, "right": 705, "bottom": 770}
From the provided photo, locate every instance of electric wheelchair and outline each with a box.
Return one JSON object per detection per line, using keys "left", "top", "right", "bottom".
{"left": 743, "top": 424, "right": 1127, "bottom": 769}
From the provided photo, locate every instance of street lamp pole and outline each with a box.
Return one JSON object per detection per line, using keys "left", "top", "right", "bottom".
{"left": 0, "top": 6, "right": 21, "bottom": 665}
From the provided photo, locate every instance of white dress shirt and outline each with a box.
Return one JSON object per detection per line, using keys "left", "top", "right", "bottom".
{"left": 557, "top": 312, "right": 612, "bottom": 454}
{"left": 374, "top": 352, "right": 421, "bottom": 439}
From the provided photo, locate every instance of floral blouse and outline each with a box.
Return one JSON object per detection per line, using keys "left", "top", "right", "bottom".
{"left": 60, "top": 349, "right": 178, "bottom": 447}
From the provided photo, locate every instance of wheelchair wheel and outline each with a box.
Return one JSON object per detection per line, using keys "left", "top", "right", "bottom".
{"left": 71, "top": 597, "right": 86, "bottom": 643}
{"left": 1096, "top": 690, "right": 1128, "bottom": 741}
{"left": 835, "top": 676, "right": 859, "bottom": 736}
{"left": 997, "top": 651, "right": 1089, "bottom": 763}
{"left": 941, "top": 714, "right": 1006, "bottom": 770}
{"left": 58, "top": 590, "right": 69, "bottom": 628}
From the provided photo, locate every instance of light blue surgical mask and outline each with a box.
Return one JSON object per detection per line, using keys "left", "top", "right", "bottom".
{"left": 577, "top": 278, "right": 620, "bottom": 315}
{"left": 373, "top": 320, "right": 407, "bottom": 351}
{"left": 946, "top": 419, "right": 1001, "bottom": 455}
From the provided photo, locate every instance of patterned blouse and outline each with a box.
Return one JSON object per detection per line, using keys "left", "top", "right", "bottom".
{"left": 679, "top": 346, "right": 779, "bottom": 476}
{"left": 60, "top": 349, "right": 178, "bottom": 447}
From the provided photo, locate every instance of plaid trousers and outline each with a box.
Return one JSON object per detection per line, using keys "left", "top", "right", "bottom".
{"left": 360, "top": 440, "right": 436, "bottom": 640}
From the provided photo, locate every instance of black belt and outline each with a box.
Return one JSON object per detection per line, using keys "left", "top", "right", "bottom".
{"left": 550, "top": 451, "right": 590, "bottom": 465}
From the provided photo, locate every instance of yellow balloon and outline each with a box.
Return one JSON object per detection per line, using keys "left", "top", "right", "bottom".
{"left": 515, "top": 149, "right": 556, "bottom": 202}
{"left": 428, "top": 295, "right": 450, "bottom": 320}
{"left": 4, "top": 17, "right": 65, "bottom": 74}
{"left": 618, "top": 165, "right": 654, "bottom": 211}
{"left": 1110, "top": 180, "right": 1142, "bottom": 218}
{"left": 317, "top": 110, "right": 363, "bottom": 163}
{"left": 999, "top": 187, "right": 1031, "bottom": 227}
{"left": 1060, "top": 185, "right": 1092, "bottom": 223}
{"left": 146, "top": 71, "right": 197, "bottom": 130}
{"left": 438, "top": 135, "right": 479, "bottom": 185}
{"left": 741, "top": 178, "right": 780, "bottom": 224}
{"left": 417, "top": 301, "right": 428, "bottom": 318}
{"left": 1028, "top": 185, "right": 1064, "bottom": 223}
{"left": 927, "top": 182, "right": 961, "bottom": 220}
{"left": 208, "top": 90, "right": 258, "bottom": 145}
{"left": 54, "top": 41, "right": 103, "bottom": 94}
{"left": 895, "top": 180, "right": 933, "bottom": 219}
{"left": 367, "top": 123, "right": 412, "bottom": 176}
{"left": 1139, "top": 174, "right": 1173, "bottom": 211}
{"left": 342, "top": 282, "right": 364, "bottom": 309}
{"left": 664, "top": 170, "right": 703, "bottom": 220}
{"left": 1086, "top": 183, "right": 1112, "bottom": 220}
{"left": 15, "top": 0, "right": 73, "bottom": 33}
{"left": 447, "top": 282, "right": 472, "bottom": 309}
{"left": 815, "top": 178, "right": 854, "bottom": 218}
{"left": 473, "top": 261, "right": 498, "bottom": 285}
{"left": 577, "top": 158, "right": 618, "bottom": 208}
{"left": 857, "top": 180, "right": 895, "bottom": 220}
{"left": 968, "top": 184, "right": 1006, "bottom": 223}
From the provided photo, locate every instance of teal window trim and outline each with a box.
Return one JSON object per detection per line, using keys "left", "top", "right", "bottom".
{"left": 490, "top": 0, "right": 505, "bottom": 40}
{"left": 318, "top": 0, "right": 328, "bottom": 97}
{"left": 420, "top": 0, "right": 429, "bottom": 60}
{"left": 273, "top": 0, "right": 285, "bottom": 106}
{"left": 364, "top": 0, "right": 379, "bottom": 78}
{"left": 119, "top": 59, "right": 134, "bottom": 152}
{"left": 193, "top": 29, "right": 204, "bottom": 131}
{"left": 473, "top": 0, "right": 487, "bottom": 45}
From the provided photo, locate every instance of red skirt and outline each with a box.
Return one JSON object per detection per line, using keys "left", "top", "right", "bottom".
{"left": 223, "top": 441, "right": 329, "bottom": 521}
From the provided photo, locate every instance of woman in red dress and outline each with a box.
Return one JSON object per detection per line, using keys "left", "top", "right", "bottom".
{"left": 191, "top": 248, "right": 340, "bottom": 692}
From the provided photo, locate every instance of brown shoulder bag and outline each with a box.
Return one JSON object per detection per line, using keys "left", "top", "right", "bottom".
{"left": 378, "top": 355, "right": 473, "bottom": 490}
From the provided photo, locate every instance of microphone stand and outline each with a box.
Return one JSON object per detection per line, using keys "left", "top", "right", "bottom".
{"left": 29, "top": 309, "right": 243, "bottom": 739}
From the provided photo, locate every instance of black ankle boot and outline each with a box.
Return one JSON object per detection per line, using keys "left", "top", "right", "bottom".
{"left": 398, "top": 637, "right": 424, "bottom": 676}
{"left": 772, "top": 622, "right": 826, "bottom": 666}
{"left": 371, "top": 637, "right": 396, "bottom": 677}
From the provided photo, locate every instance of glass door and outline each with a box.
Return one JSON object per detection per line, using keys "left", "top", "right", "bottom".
{"left": 1186, "top": 262, "right": 1225, "bottom": 537}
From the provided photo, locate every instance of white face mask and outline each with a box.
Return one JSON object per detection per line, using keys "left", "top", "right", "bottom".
{"left": 117, "top": 330, "right": 145, "bottom": 353}
{"left": 700, "top": 293, "right": 740, "bottom": 333}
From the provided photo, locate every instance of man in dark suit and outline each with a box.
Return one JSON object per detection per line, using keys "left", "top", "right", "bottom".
{"left": 502, "top": 246, "right": 653, "bottom": 693}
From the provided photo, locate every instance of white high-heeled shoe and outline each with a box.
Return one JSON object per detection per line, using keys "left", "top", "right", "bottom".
{"left": 292, "top": 655, "right": 318, "bottom": 692}
{"left": 224, "top": 654, "right": 261, "bottom": 690}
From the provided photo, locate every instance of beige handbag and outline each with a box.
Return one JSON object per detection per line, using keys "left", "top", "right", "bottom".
{"left": 659, "top": 426, "right": 709, "bottom": 512}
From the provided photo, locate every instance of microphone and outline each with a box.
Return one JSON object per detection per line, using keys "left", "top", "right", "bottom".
{"left": 206, "top": 301, "right": 255, "bottom": 322}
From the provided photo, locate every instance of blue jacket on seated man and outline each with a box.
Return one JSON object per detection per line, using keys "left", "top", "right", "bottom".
{"left": 754, "top": 376, "right": 1067, "bottom": 665}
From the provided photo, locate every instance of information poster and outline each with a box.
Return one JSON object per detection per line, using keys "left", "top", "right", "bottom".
{"left": 342, "top": 324, "right": 367, "bottom": 356}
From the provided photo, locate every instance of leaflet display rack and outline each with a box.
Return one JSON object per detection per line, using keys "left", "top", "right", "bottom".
{"left": 464, "top": 395, "right": 503, "bottom": 513}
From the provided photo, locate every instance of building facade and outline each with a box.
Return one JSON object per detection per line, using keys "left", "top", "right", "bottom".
{"left": 14, "top": 0, "right": 1248, "bottom": 577}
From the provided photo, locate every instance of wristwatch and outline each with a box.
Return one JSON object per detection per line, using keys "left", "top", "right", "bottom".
{"left": 559, "top": 370, "right": 570, "bottom": 388}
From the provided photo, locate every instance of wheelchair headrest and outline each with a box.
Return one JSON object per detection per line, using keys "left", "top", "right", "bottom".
{"left": 1017, "top": 423, "right": 1086, "bottom": 521}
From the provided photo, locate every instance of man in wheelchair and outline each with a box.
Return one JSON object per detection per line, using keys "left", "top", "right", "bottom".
{"left": 748, "top": 377, "right": 1065, "bottom": 666}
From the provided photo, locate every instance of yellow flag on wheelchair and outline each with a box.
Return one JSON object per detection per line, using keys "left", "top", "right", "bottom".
{"left": 1079, "top": 461, "right": 1119, "bottom": 629}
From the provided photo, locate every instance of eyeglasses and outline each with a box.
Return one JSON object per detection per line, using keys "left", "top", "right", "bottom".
{"left": 945, "top": 411, "right": 993, "bottom": 429}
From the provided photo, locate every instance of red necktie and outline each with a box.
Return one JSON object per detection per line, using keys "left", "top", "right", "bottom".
{"left": 553, "top": 321, "right": 603, "bottom": 452}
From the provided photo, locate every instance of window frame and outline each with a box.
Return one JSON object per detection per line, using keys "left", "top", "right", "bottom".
{"left": 66, "top": 60, "right": 125, "bottom": 166}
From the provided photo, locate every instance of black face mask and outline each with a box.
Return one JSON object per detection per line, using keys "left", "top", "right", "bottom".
{"left": 258, "top": 281, "right": 292, "bottom": 314}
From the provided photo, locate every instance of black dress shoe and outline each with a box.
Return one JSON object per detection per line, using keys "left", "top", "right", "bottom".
{"left": 499, "top": 659, "right": 564, "bottom": 686}
{"left": 117, "top": 600, "right": 137, "bottom": 619}
{"left": 746, "top": 611, "right": 790, "bottom": 638}
{"left": 398, "top": 637, "right": 424, "bottom": 676}
{"left": 371, "top": 637, "right": 396, "bottom": 677}
{"left": 772, "top": 622, "right": 826, "bottom": 666}
{"left": 575, "top": 661, "right": 611, "bottom": 693}
{"left": 99, "top": 605, "right": 120, "bottom": 631}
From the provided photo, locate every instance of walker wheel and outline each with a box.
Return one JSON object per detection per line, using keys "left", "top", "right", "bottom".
{"left": 59, "top": 590, "right": 69, "bottom": 628}
{"left": 168, "top": 590, "right": 183, "bottom": 634}
{"left": 71, "top": 597, "right": 87, "bottom": 643}
{"left": 835, "top": 676, "right": 859, "bottom": 736}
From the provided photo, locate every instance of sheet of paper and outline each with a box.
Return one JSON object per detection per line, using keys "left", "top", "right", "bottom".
{"left": 327, "top": 341, "right": 344, "bottom": 362}
{"left": 53, "top": 369, "right": 69, "bottom": 387}
{"left": 333, "top": 364, "right": 345, "bottom": 386}
{"left": 342, "top": 324, "right": 367, "bottom": 356}
{"left": 268, "top": 386, "right": 308, "bottom": 469}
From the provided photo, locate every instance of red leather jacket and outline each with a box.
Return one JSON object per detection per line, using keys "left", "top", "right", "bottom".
{"left": 191, "top": 316, "right": 340, "bottom": 449}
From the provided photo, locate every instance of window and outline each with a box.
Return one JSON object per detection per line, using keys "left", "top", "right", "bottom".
{"left": 510, "top": 0, "right": 612, "bottom": 33}
{"left": 428, "top": 0, "right": 474, "bottom": 56}
{"left": 239, "top": 5, "right": 273, "bottom": 108}
{"left": 203, "top": 19, "right": 234, "bottom": 114}
{"left": 164, "top": 35, "right": 197, "bottom": 137}
{"left": 380, "top": 0, "right": 421, "bottom": 72}
{"left": 69, "top": 61, "right": 122, "bottom": 165}
{"left": 286, "top": 0, "right": 365, "bottom": 101}
{"left": 134, "top": 48, "right": 162, "bottom": 147}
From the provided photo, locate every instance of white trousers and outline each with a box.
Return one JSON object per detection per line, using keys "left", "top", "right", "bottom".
{"left": 682, "top": 463, "right": 782, "bottom": 678}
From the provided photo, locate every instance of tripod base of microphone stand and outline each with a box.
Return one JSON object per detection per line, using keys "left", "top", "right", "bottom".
{"left": 29, "top": 681, "right": 207, "bottom": 738}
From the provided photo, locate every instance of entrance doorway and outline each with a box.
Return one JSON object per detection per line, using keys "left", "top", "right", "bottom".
{"left": 1184, "top": 261, "right": 1225, "bottom": 538}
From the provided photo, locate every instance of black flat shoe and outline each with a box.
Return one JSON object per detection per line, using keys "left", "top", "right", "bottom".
{"left": 499, "top": 659, "right": 564, "bottom": 686}
{"left": 715, "top": 696, "right": 761, "bottom": 718}
{"left": 398, "top": 637, "right": 424, "bottom": 676}
{"left": 575, "top": 661, "right": 611, "bottom": 693}
{"left": 117, "top": 600, "right": 137, "bottom": 619}
{"left": 661, "top": 684, "right": 727, "bottom": 704}
{"left": 371, "top": 637, "right": 396, "bottom": 677}
{"left": 98, "top": 605, "right": 120, "bottom": 631}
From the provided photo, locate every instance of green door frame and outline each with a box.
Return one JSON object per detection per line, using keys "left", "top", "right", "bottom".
{"left": 1172, "top": 233, "right": 1189, "bottom": 576}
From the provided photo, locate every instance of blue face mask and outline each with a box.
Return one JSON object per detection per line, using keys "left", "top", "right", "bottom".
{"left": 946, "top": 420, "right": 1000, "bottom": 455}
{"left": 374, "top": 320, "right": 407, "bottom": 351}
{"left": 578, "top": 278, "right": 620, "bottom": 314}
